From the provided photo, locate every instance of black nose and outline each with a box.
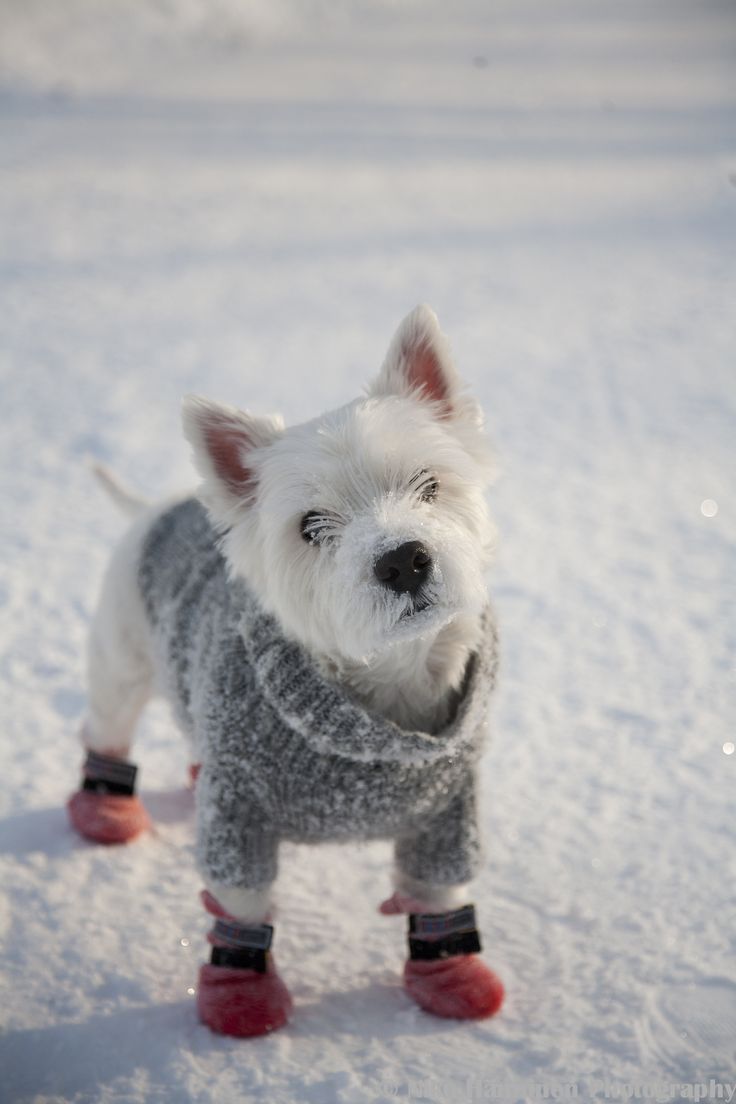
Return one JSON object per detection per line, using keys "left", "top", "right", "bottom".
{"left": 373, "top": 541, "right": 432, "bottom": 595}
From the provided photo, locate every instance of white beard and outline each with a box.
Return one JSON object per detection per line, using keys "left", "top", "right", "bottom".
{"left": 317, "top": 611, "right": 483, "bottom": 734}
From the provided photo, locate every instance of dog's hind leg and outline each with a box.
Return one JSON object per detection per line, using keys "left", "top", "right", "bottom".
{"left": 68, "top": 512, "right": 156, "bottom": 844}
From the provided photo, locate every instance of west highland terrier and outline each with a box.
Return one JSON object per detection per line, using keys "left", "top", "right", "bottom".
{"left": 68, "top": 305, "right": 505, "bottom": 1035}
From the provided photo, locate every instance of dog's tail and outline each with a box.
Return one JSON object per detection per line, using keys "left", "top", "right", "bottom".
{"left": 91, "top": 462, "right": 149, "bottom": 518}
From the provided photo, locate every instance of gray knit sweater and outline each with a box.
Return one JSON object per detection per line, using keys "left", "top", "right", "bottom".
{"left": 138, "top": 499, "right": 498, "bottom": 893}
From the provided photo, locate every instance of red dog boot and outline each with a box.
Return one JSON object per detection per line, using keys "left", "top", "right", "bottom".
{"left": 403, "top": 904, "right": 504, "bottom": 1020}
{"left": 197, "top": 892, "right": 292, "bottom": 1037}
{"left": 68, "top": 750, "right": 151, "bottom": 844}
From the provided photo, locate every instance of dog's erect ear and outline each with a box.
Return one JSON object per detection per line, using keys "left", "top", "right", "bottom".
{"left": 368, "top": 304, "right": 461, "bottom": 416}
{"left": 182, "top": 395, "right": 284, "bottom": 521}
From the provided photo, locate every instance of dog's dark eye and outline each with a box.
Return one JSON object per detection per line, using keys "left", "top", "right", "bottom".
{"left": 419, "top": 478, "right": 439, "bottom": 502}
{"left": 300, "top": 511, "right": 333, "bottom": 545}
{"left": 410, "top": 471, "right": 439, "bottom": 502}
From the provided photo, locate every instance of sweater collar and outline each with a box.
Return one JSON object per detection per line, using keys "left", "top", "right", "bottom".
{"left": 237, "top": 586, "right": 498, "bottom": 765}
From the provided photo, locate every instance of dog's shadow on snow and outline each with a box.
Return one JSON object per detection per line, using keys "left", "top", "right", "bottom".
{"left": 289, "top": 979, "right": 463, "bottom": 1041}
{"left": 0, "top": 1000, "right": 197, "bottom": 1100}
{"left": 1, "top": 985, "right": 456, "bottom": 1099}
{"left": 0, "top": 788, "right": 193, "bottom": 858}
{"left": 142, "top": 784, "right": 195, "bottom": 826}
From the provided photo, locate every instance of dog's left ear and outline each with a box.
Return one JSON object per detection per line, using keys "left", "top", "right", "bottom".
{"left": 368, "top": 304, "right": 461, "bottom": 417}
{"left": 182, "top": 395, "right": 284, "bottom": 524}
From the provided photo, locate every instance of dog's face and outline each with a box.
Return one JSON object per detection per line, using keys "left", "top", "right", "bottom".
{"left": 183, "top": 306, "right": 495, "bottom": 663}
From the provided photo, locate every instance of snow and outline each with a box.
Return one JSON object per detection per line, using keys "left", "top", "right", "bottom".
{"left": 1, "top": 0, "right": 735, "bottom": 1100}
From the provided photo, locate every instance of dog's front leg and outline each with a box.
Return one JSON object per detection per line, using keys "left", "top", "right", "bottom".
{"left": 194, "top": 771, "right": 292, "bottom": 1037}
{"left": 382, "top": 780, "right": 505, "bottom": 1020}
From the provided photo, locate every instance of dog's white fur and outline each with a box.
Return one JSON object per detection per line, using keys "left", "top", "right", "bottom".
{"left": 84, "top": 305, "right": 496, "bottom": 920}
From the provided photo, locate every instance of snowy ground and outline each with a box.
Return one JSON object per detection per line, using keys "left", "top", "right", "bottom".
{"left": 1, "top": 1, "right": 735, "bottom": 1101}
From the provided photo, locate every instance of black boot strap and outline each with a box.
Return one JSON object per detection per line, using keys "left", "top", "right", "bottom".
{"left": 82, "top": 751, "right": 137, "bottom": 796}
{"left": 409, "top": 929, "right": 482, "bottom": 960}
{"left": 408, "top": 903, "right": 482, "bottom": 961}
{"left": 210, "top": 919, "right": 273, "bottom": 974}
{"left": 210, "top": 945, "right": 269, "bottom": 972}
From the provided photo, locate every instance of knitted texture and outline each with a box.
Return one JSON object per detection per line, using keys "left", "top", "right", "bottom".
{"left": 138, "top": 499, "right": 498, "bottom": 893}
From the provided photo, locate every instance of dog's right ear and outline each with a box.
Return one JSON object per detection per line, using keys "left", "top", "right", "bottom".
{"left": 368, "top": 304, "right": 461, "bottom": 417}
{"left": 182, "top": 395, "right": 284, "bottom": 523}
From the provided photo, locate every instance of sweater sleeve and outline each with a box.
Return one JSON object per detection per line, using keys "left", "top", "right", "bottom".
{"left": 393, "top": 774, "right": 483, "bottom": 889}
{"left": 195, "top": 760, "right": 279, "bottom": 891}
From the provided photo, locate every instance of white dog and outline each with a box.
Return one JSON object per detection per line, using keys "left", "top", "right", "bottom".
{"left": 69, "top": 305, "right": 504, "bottom": 1035}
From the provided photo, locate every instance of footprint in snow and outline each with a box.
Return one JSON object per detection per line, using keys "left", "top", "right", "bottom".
{"left": 638, "top": 978, "right": 736, "bottom": 1077}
